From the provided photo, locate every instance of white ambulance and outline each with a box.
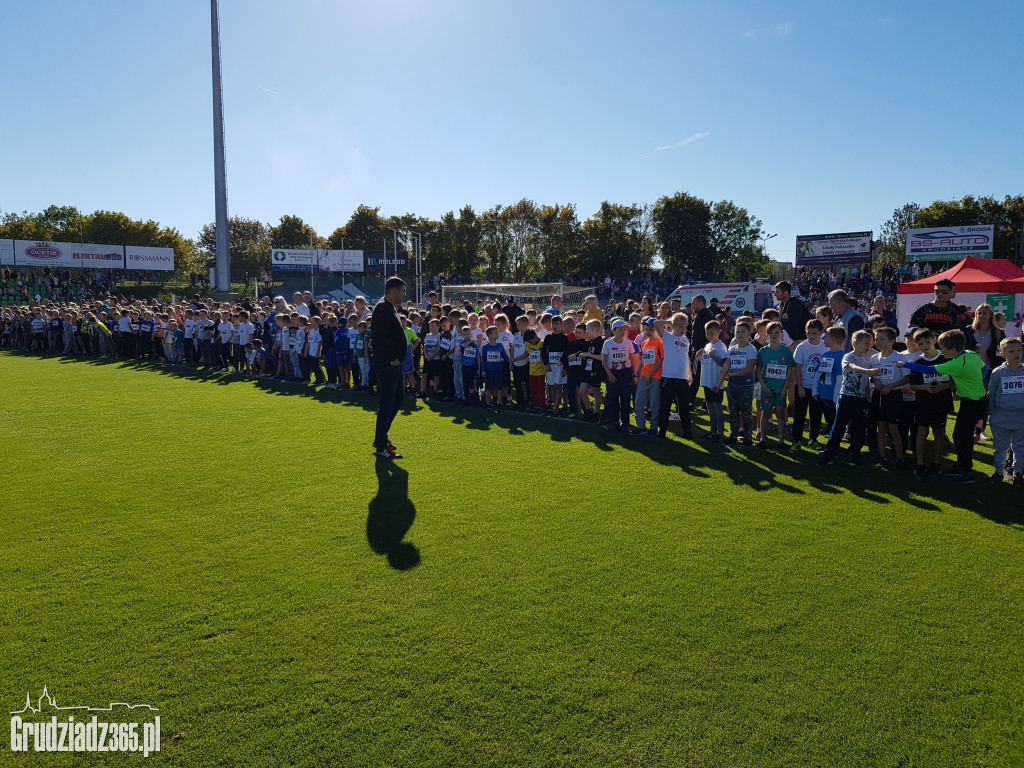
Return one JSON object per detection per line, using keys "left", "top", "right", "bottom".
{"left": 665, "top": 283, "right": 772, "bottom": 316}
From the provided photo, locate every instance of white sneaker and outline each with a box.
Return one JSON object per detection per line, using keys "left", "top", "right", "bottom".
{"left": 669, "top": 412, "right": 680, "bottom": 422}
{"left": 979, "top": 432, "right": 991, "bottom": 442}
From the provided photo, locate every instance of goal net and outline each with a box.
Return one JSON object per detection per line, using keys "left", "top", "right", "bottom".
{"left": 441, "top": 283, "right": 592, "bottom": 312}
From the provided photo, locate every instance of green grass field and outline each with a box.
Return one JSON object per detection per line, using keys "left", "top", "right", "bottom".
{"left": 2, "top": 352, "right": 1022, "bottom": 767}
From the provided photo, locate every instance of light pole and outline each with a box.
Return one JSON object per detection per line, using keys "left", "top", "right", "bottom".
{"left": 210, "top": 0, "right": 231, "bottom": 293}
{"left": 405, "top": 230, "right": 423, "bottom": 305}
{"left": 760, "top": 232, "right": 777, "bottom": 258}
{"left": 384, "top": 227, "right": 400, "bottom": 285}
{"left": 381, "top": 236, "right": 388, "bottom": 280}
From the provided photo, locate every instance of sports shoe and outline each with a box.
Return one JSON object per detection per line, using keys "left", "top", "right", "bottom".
{"left": 817, "top": 452, "right": 835, "bottom": 467}
{"left": 914, "top": 465, "right": 927, "bottom": 478}
{"left": 973, "top": 432, "right": 980, "bottom": 444}
{"left": 979, "top": 432, "right": 991, "bottom": 442}
{"left": 374, "top": 449, "right": 393, "bottom": 460}
{"left": 947, "top": 470, "right": 975, "bottom": 484}
{"left": 386, "top": 445, "right": 403, "bottom": 459}
{"left": 941, "top": 467, "right": 963, "bottom": 477}
{"left": 927, "top": 464, "right": 942, "bottom": 477}
{"left": 629, "top": 426, "right": 648, "bottom": 436}
{"left": 875, "top": 458, "right": 891, "bottom": 469}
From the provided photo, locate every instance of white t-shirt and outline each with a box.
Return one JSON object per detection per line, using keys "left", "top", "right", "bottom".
{"left": 183, "top": 318, "right": 197, "bottom": 339}
{"left": 793, "top": 340, "right": 826, "bottom": 388}
{"left": 306, "top": 329, "right": 321, "bottom": 357}
{"left": 423, "top": 332, "right": 440, "bottom": 359}
{"left": 290, "top": 328, "right": 306, "bottom": 353}
{"left": 497, "top": 331, "right": 514, "bottom": 359}
{"left": 602, "top": 337, "right": 633, "bottom": 371}
{"left": 660, "top": 331, "right": 690, "bottom": 380}
{"left": 217, "top": 321, "right": 234, "bottom": 343}
{"left": 870, "top": 350, "right": 907, "bottom": 389}
{"left": 512, "top": 332, "right": 528, "bottom": 366}
{"left": 727, "top": 343, "right": 758, "bottom": 382}
{"left": 700, "top": 341, "right": 728, "bottom": 387}
{"left": 295, "top": 303, "right": 311, "bottom": 317}
{"left": 118, "top": 317, "right": 132, "bottom": 333}
{"left": 234, "top": 322, "right": 254, "bottom": 346}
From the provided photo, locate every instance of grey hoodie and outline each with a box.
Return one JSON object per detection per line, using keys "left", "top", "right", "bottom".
{"left": 987, "top": 363, "right": 1024, "bottom": 430}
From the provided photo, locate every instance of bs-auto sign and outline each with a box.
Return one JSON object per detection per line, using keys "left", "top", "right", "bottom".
{"left": 906, "top": 225, "right": 994, "bottom": 262}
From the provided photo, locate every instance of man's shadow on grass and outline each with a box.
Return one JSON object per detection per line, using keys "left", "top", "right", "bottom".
{"left": 367, "top": 460, "right": 420, "bottom": 571}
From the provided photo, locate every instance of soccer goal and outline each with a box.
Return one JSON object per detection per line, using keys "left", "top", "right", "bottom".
{"left": 441, "top": 283, "right": 592, "bottom": 312}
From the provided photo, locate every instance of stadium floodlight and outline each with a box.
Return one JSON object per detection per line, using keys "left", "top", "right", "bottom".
{"left": 210, "top": 0, "right": 231, "bottom": 292}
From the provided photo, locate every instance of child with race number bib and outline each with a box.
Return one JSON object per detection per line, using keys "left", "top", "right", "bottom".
{"left": 791, "top": 319, "right": 826, "bottom": 450}
{"left": 906, "top": 328, "right": 953, "bottom": 478}
{"left": 578, "top": 319, "right": 606, "bottom": 422}
{"left": 542, "top": 316, "right": 569, "bottom": 415}
{"left": 869, "top": 327, "right": 908, "bottom": 469}
{"left": 818, "top": 330, "right": 881, "bottom": 467}
{"left": 602, "top": 318, "right": 636, "bottom": 432}
{"left": 700, "top": 320, "right": 730, "bottom": 442}
{"left": 631, "top": 318, "right": 664, "bottom": 435}
{"left": 565, "top": 318, "right": 587, "bottom": 418}
{"left": 811, "top": 327, "right": 846, "bottom": 440}
{"left": 899, "top": 329, "right": 988, "bottom": 484}
{"left": 658, "top": 313, "right": 692, "bottom": 439}
{"left": 986, "top": 337, "right": 1024, "bottom": 485}
{"left": 511, "top": 315, "right": 532, "bottom": 409}
{"left": 755, "top": 321, "right": 796, "bottom": 449}
{"left": 481, "top": 326, "right": 510, "bottom": 407}
{"left": 458, "top": 324, "right": 482, "bottom": 406}
{"left": 726, "top": 321, "right": 758, "bottom": 445}
{"left": 525, "top": 330, "right": 546, "bottom": 412}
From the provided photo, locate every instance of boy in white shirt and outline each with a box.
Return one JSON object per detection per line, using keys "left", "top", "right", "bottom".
{"left": 699, "top": 320, "right": 730, "bottom": 441}
{"left": 725, "top": 321, "right": 758, "bottom": 445}
{"left": 870, "top": 327, "right": 908, "bottom": 468}
{"left": 791, "top": 319, "right": 827, "bottom": 449}
{"left": 305, "top": 316, "right": 325, "bottom": 386}
{"left": 657, "top": 313, "right": 693, "bottom": 439}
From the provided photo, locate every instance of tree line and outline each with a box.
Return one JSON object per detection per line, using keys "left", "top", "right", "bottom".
{"left": 3, "top": 193, "right": 1021, "bottom": 282}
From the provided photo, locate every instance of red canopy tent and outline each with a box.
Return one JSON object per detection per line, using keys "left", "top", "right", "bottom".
{"left": 896, "top": 257, "right": 1024, "bottom": 333}
{"left": 897, "top": 256, "right": 1024, "bottom": 294}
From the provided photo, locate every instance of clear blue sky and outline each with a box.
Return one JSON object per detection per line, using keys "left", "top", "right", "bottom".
{"left": 4, "top": 0, "right": 1022, "bottom": 264}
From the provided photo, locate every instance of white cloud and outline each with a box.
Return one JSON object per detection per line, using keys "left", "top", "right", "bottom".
{"left": 743, "top": 20, "right": 793, "bottom": 39}
{"left": 654, "top": 131, "right": 711, "bottom": 153}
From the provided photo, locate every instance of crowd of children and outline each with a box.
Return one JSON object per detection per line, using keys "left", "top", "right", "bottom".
{"left": 3, "top": 291, "right": 1022, "bottom": 487}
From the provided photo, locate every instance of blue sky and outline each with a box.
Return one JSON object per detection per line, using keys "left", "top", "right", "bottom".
{"left": 4, "top": 0, "right": 1022, "bottom": 263}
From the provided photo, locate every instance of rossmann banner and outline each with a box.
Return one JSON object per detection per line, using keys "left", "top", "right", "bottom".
{"left": 795, "top": 232, "right": 872, "bottom": 266}
{"left": 13, "top": 241, "right": 127, "bottom": 269}
{"left": 906, "top": 225, "right": 994, "bottom": 262}
{"left": 125, "top": 246, "right": 175, "bottom": 271}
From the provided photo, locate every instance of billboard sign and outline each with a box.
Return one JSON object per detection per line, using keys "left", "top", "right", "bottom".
{"left": 271, "top": 248, "right": 318, "bottom": 272}
{"left": 14, "top": 240, "right": 80, "bottom": 268}
{"left": 0, "top": 239, "right": 13, "bottom": 265}
{"left": 317, "top": 250, "right": 364, "bottom": 273}
{"left": 125, "top": 246, "right": 175, "bottom": 271}
{"left": 72, "top": 244, "right": 125, "bottom": 268}
{"left": 363, "top": 250, "right": 408, "bottom": 274}
{"left": 906, "top": 225, "right": 994, "bottom": 262}
{"left": 795, "top": 232, "right": 872, "bottom": 266}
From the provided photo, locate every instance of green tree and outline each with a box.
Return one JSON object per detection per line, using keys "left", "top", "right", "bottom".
{"left": 709, "top": 200, "right": 762, "bottom": 279}
{"left": 270, "top": 215, "right": 321, "bottom": 249}
{"left": 915, "top": 195, "right": 1024, "bottom": 264}
{"left": 332, "top": 205, "right": 385, "bottom": 251}
{"left": 652, "top": 193, "right": 713, "bottom": 277}
{"left": 876, "top": 202, "right": 920, "bottom": 269}
{"left": 198, "top": 217, "right": 271, "bottom": 272}
{"left": 537, "top": 204, "right": 580, "bottom": 279}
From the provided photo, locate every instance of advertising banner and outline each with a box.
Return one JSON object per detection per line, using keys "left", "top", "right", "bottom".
{"left": 317, "top": 250, "right": 364, "bottom": 273}
{"left": 906, "top": 225, "right": 994, "bottom": 262}
{"left": 14, "top": 240, "right": 80, "bottom": 268}
{"left": 271, "top": 248, "right": 318, "bottom": 272}
{"left": 72, "top": 243, "right": 125, "bottom": 268}
{"left": 363, "top": 250, "right": 408, "bottom": 274}
{"left": 125, "top": 246, "right": 175, "bottom": 271}
{"left": 795, "top": 232, "right": 872, "bottom": 267}
{"left": 0, "top": 239, "right": 13, "bottom": 265}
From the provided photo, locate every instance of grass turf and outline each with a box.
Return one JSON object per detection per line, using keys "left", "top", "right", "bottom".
{"left": 1, "top": 351, "right": 1022, "bottom": 767}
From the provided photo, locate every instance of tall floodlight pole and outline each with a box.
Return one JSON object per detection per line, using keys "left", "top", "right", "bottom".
{"left": 211, "top": 0, "right": 231, "bottom": 292}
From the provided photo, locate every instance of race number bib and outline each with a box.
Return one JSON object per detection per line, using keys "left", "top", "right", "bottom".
{"left": 440, "top": 338, "right": 453, "bottom": 351}
{"left": 585, "top": 359, "right": 593, "bottom": 371}
{"left": 463, "top": 345, "right": 476, "bottom": 359}
{"left": 881, "top": 365, "right": 896, "bottom": 380}
{"left": 765, "top": 362, "right": 787, "bottom": 380}
{"left": 529, "top": 350, "right": 541, "bottom": 363}
{"left": 818, "top": 357, "right": 834, "bottom": 374}
{"left": 804, "top": 358, "right": 819, "bottom": 374}
{"left": 610, "top": 350, "right": 627, "bottom": 364}
{"left": 486, "top": 351, "right": 501, "bottom": 364}
{"left": 642, "top": 350, "right": 656, "bottom": 366}
{"left": 355, "top": 339, "right": 364, "bottom": 351}
{"left": 549, "top": 352, "right": 562, "bottom": 365}
{"left": 569, "top": 354, "right": 582, "bottom": 367}
{"left": 922, "top": 371, "right": 948, "bottom": 384}
{"left": 1002, "top": 376, "right": 1024, "bottom": 395}
{"left": 729, "top": 351, "right": 748, "bottom": 370}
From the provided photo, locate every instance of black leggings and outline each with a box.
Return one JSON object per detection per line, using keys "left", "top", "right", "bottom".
{"left": 793, "top": 393, "right": 824, "bottom": 441}
{"left": 953, "top": 396, "right": 988, "bottom": 472}
{"left": 659, "top": 377, "right": 692, "bottom": 437}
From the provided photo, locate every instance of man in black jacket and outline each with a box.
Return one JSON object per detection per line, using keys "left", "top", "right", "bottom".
{"left": 688, "top": 295, "right": 716, "bottom": 408}
{"left": 774, "top": 281, "right": 810, "bottom": 343}
{"left": 371, "top": 277, "right": 408, "bottom": 459}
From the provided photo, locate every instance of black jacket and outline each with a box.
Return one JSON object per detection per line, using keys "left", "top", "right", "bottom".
{"left": 370, "top": 300, "right": 406, "bottom": 364}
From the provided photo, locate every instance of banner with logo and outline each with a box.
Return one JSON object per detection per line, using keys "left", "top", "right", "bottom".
{"left": 14, "top": 240, "right": 81, "bottom": 268}
{"left": 795, "top": 232, "right": 872, "bottom": 266}
{"left": 125, "top": 246, "right": 175, "bottom": 271}
{"left": 363, "top": 250, "right": 408, "bottom": 274}
{"left": 906, "top": 225, "right": 994, "bottom": 262}
{"left": 0, "top": 239, "right": 13, "bottom": 265}
{"left": 317, "top": 250, "right": 364, "bottom": 273}
{"left": 72, "top": 243, "right": 125, "bottom": 268}
{"left": 271, "top": 248, "right": 318, "bottom": 272}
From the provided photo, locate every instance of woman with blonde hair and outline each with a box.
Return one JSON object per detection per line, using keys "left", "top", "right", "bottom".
{"left": 969, "top": 302, "right": 1004, "bottom": 442}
